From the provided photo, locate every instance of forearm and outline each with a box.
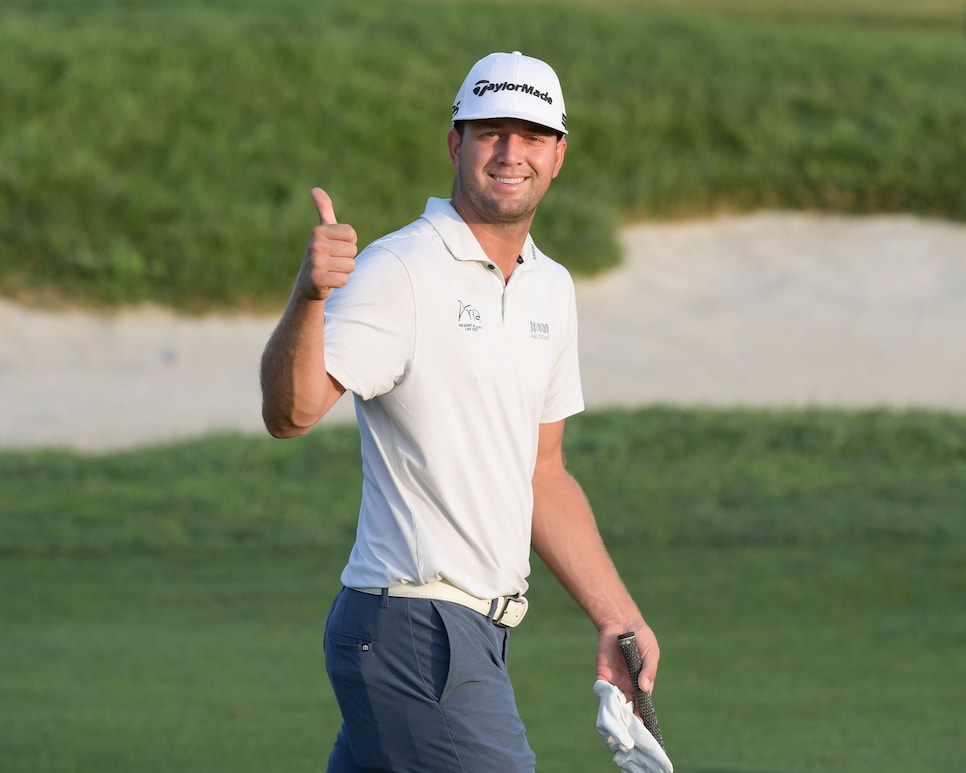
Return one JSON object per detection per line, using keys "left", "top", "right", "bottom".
{"left": 260, "top": 186, "right": 356, "bottom": 438}
{"left": 532, "top": 463, "right": 660, "bottom": 692}
{"left": 260, "top": 293, "right": 342, "bottom": 437}
{"left": 531, "top": 468, "right": 642, "bottom": 634}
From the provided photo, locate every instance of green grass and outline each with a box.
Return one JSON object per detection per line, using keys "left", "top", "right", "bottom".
{"left": 1, "top": 0, "right": 964, "bottom": 309}
{"left": 488, "top": 0, "right": 966, "bottom": 31}
{"left": 2, "top": 408, "right": 965, "bottom": 771}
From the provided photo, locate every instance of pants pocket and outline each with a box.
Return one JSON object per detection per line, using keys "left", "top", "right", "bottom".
{"left": 326, "top": 632, "right": 373, "bottom": 652}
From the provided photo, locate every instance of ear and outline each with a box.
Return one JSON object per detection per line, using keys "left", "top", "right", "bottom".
{"left": 447, "top": 127, "right": 462, "bottom": 169}
{"left": 551, "top": 137, "right": 567, "bottom": 179}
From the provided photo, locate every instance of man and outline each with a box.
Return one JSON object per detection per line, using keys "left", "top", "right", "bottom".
{"left": 260, "top": 51, "right": 660, "bottom": 772}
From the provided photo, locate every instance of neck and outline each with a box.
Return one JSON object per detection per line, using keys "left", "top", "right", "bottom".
{"left": 472, "top": 223, "right": 529, "bottom": 276}
{"left": 452, "top": 202, "right": 531, "bottom": 278}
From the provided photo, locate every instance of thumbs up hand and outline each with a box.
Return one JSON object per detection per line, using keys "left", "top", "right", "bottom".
{"left": 296, "top": 187, "right": 358, "bottom": 301}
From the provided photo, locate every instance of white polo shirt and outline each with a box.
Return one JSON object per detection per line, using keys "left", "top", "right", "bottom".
{"left": 324, "top": 197, "right": 585, "bottom": 598}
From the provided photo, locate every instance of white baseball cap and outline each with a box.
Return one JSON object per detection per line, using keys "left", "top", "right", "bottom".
{"left": 451, "top": 51, "right": 568, "bottom": 135}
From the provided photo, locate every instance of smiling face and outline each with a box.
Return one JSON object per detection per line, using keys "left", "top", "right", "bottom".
{"left": 448, "top": 118, "right": 567, "bottom": 230}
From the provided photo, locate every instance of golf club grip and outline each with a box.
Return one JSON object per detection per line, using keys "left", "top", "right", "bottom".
{"left": 617, "top": 631, "right": 665, "bottom": 750}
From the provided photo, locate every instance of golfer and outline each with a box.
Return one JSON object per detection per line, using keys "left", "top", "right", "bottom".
{"left": 261, "top": 51, "right": 660, "bottom": 772}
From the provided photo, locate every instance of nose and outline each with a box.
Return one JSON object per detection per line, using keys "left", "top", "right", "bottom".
{"left": 496, "top": 132, "right": 526, "bottom": 165}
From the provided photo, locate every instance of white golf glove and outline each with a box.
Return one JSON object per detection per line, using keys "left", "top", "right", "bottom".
{"left": 594, "top": 679, "right": 673, "bottom": 773}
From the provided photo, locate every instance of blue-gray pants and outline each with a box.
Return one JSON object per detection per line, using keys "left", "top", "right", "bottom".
{"left": 323, "top": 587, "right": 536, "bottom": 772}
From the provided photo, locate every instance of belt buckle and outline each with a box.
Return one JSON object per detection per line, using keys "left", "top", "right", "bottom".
{"left": 494, "top": 595, "right": 528, "bottom": 628}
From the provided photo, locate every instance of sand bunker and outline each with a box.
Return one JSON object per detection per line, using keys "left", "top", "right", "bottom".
{"left": 1, "top": 212, "right": 963, "bottom": 453}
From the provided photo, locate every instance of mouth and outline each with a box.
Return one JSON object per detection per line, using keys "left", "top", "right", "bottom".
{"left": 491, "top": 175, "right": 527, "bottom": 185}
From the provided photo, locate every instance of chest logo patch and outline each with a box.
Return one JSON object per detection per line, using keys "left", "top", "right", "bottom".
{"left": 530, "top": 320, "right": 550, "bottom": 341}
{"left": 458, "top": 301, "right": 483, "bottom": 332}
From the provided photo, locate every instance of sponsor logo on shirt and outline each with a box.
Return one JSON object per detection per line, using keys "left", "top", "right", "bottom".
{"left": 530, "top": 321, "right": 550, "bottom": 341}
{"left": 458, "top": 301, "right": 483, "bottom": 332}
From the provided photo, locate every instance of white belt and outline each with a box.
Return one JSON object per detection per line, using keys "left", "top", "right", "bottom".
{"left": 354, "top": 580, "right": 529, "bottom": 628}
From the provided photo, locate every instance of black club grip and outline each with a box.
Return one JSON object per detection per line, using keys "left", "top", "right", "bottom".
{"left": 617, "top": 631, "right": 665, "bottom": 750}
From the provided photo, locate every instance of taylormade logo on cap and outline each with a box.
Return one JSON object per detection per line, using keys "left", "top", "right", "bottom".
{"left": 471, "top": 80, "right": 554, "bottom": 105}
{"left": 452, "top": 51, "right": 568, "bottom": 135}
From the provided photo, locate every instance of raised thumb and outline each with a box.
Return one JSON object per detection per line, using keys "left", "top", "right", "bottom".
{"left": 311, "top": 186, "right": 338, "bottom": 225}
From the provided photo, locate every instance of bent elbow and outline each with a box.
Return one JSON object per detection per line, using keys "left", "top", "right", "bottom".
{"left": 265, "top": 422, "right": 306, "bottom": 440}
{"left": 261, "top": 376, "right": 344, "bottom": 438}
{"left": 262, "top": 405, "right": 316, "bottom": 439}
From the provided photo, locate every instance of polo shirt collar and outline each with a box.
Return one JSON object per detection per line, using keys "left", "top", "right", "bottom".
{"left": 421, "top": 197, "right": 538, "bottom": 273}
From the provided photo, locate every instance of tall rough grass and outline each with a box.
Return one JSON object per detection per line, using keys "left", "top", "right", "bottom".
{"left": 1, "top": 0, "right": 964, "bottom": 309}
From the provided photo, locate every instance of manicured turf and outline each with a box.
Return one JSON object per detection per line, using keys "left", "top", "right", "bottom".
{"left": 2, "top": 408, "right": 964, "bottom": 771}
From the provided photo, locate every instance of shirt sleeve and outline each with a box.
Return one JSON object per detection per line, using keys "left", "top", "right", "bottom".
{"left": 541, "top": 273, "right": 585, "bottom": 423}
{"left": 323, "top": 246, "right": 416, "bottom": 401}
